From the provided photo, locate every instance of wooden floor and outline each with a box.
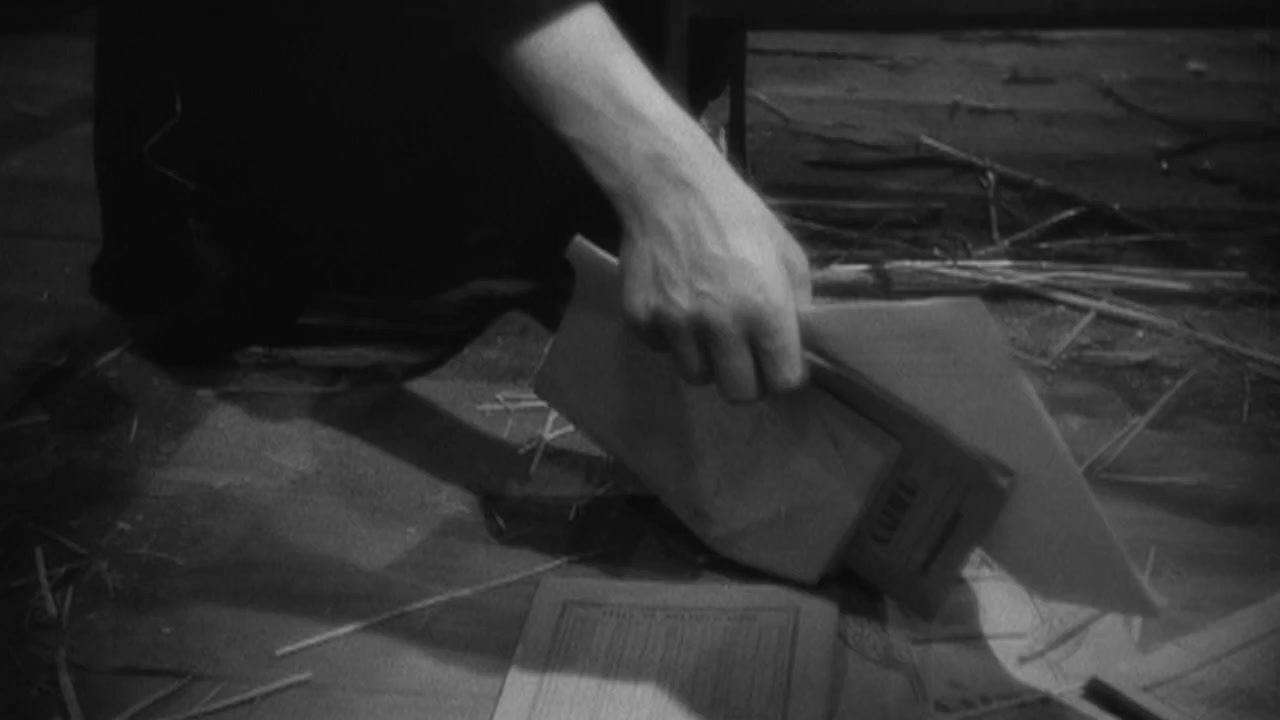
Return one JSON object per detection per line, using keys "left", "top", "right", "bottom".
{"left": 1, "top": 9, "right": 1278, "bottom": 720}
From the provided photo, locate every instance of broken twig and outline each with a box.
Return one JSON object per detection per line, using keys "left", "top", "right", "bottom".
{"left": 528, "top": 409, "right": 561, "bottom": 478}
{"left": 1081, "top": 368, "right": 1198, "bottom": 477}
{"left": 980, "top": 171, "right": 1001, "bottom": 244}
{"left": 747, "top": 89, "right": 795, "bottom": 125}
{"left": 27, "top": 522, "right": 89, "bottom": 557}
{"left": 109, "top": 675, "right": 195, "bottom": 720}
{"left": 1009, "top": 346, "right": 1055, "bottom": 369}
{"left": 189, "top": 684, "right": 225, "bottom": 713}
{"left": 1025, "top": 230, "right": 1275, "bottom": 252}
{"left": 56, "top": 648, "right": 86, "bottom": 720}
{"left": 1047, "top": 310, "right": 1098, "bottom": 363}
{"left": 124, "top": 548, "right": 185, "bottom": 565}
{"left": 34, "top": 547, "right": 59, "bottom": 620}
{"left": 8, "top": 558, "right": 85, "bottom": 590}
{"left": 91, "top": 341, "right": 132, "bottom": 371}
{"left": 1132, "top": 546, "right": 1158, "bottom": 645}
{"left": 1094, "top": 472, "right": 1208, "bottom": 488}
{"left": 919, "top": 267, "right": 1280, "bottom": 371}
{"left": 745, "top": 90, "right": 903, "bottom": 151}
{"left": 274, "top": 555, "right": 581, "bottom": 657}
{"left": 815, "top": 260, "right": 1267, "bottom": 298}
{"left": 152, "top": 672, "right": 312, "bottom": 720}
{"left": 917, "top": 135, "right": 1159, "bottom": 232}
{"left": 0, "top": 413, "right": 50, "bottom": 433}
{"left": 60, "top": 585, "right": 74, "bottom": 628}
{"left": 982, "top": 207, "right": 1087, "bottom": 254}
{"left": 476, "top": 400, "right": 547, "bottom": 413}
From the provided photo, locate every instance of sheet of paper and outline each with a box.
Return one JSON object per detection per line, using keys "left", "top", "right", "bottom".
{"left": 1088, "top": 591, "right": 1280, "bottom": 720}
{"left": 491, "top": 578, "right": 838, "bottom": 720}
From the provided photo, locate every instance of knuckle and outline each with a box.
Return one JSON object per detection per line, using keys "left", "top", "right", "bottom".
{"left": 683, "top": 305, "right": 727, "bottom": 337}
{"left": 715, "top": 298, "right": 766, "bottom": 334}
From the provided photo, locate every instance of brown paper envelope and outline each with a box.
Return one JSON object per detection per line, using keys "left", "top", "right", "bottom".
{"left": 535, "top": 239, "right": 896, "bottom": 581}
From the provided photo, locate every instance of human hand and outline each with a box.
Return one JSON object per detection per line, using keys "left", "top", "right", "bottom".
{"left": 496, "top": 4, "right": 811, "bottom": 401}
{"left": 617, "top": 160, "right": 812, "bottom": 403}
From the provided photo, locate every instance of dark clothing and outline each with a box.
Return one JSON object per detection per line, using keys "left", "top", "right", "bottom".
{"left": 91, "top": 1, "right": 730, "bottom": 358}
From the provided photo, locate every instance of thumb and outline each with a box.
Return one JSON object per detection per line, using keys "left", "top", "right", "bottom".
{"left": 786, "top": 246, "right": 813, "bottom": 308}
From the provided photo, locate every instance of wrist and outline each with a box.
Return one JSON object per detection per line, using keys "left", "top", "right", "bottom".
{"left": 595, "top": 112, "right": 732, "bottom": 227}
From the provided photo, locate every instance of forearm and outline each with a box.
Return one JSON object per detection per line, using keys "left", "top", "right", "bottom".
{"left": 495, "top": 3, "right": 730, "bottom": 228}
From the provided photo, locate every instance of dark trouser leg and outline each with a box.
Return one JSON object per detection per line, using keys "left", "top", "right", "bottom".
{"left": 91, "top": 1, "right": 730, "bottom": 357}
{"left": 92, "top": 3, "right": 317, "bottom": 359}
{"left": 91, "top": 2, "right": 197, "bottom": 315}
